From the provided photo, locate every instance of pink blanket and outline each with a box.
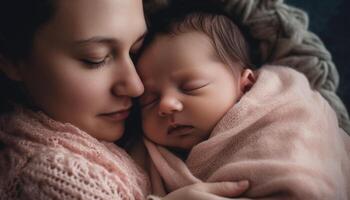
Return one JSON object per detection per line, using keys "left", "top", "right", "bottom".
{"left": 145, "top": 65, "right": 350, "bottom": 199}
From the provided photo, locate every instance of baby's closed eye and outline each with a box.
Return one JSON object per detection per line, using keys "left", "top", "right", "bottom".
{"left": 181, "top": 80, "right": 210, "bottom": 92}
{"left": 139, "top": 93, "right": 158, "bottom": 108}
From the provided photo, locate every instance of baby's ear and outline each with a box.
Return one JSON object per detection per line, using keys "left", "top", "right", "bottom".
{"left": 0, "top": 55, "right": 23, "bottom": 81}
{"left": 240, "top": 69, "right": 256, "bottom": 93}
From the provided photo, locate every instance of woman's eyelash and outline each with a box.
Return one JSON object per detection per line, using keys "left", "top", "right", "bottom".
{"left": 84, "top": 60, "right": 106, "bottom": 68}
{"left": 82, "top": 56, "right": 110, "bottom": 68}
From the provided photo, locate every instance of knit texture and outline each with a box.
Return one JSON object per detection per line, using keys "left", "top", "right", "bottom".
{"left": 145, "top": 65, "right": 350, "bottom": 199}
{"left": 0, "top": 107, "right": 150, "bottom": 200}
{"left": 144, "top": 0, "right": 350, "bottom": 134}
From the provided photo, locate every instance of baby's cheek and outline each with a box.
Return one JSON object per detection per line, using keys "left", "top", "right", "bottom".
{"left": 141, "top": 111, "right": 157, "bottom": 133}
{"left": 142, "top": 117, "right": 165, "bottom": 144}
{"left": 191, "top": 99, "right": 228, "bottom": 131}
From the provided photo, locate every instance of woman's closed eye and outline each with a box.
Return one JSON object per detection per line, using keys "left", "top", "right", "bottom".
{"left": 82, "top": 55, "right": 112, "bottom": 69}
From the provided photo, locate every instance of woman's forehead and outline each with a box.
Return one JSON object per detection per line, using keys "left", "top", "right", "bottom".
{"left": 39, "top": 0, "right": 146, "bottom": 44}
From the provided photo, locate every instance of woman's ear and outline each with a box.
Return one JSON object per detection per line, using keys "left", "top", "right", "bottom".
{"left": 0, "top": 55, "right": 22, "bottom": 81}
{"left": 240, "top": 69, "right": 256, "bottom": 93}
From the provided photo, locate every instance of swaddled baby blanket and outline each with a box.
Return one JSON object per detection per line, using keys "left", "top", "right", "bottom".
{"left": 145, "top": 65, "right": 350, "bottom": 199}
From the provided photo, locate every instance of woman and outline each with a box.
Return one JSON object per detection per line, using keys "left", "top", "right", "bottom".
{"left": 0, "top": 0, "right": 248, "bottom": 199}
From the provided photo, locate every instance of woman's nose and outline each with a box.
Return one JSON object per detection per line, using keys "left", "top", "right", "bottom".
{"left": 112, "top": 57, "right": 144, "bottom": 97}
{"left": 158, "top": 95, "right": 183, "bottom": 117}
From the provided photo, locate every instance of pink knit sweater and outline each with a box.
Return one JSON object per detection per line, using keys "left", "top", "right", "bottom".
{"left": 0, "top": 107, "right": 150, "bottom": 199}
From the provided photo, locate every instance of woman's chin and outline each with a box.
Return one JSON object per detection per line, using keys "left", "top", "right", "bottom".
{"left": 89, "top": 124, "right": 125, "bottom": 142}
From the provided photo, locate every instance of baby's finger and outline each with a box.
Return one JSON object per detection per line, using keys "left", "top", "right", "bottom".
{"left": 195, "top": 180, "right": 249, "bottom": 197}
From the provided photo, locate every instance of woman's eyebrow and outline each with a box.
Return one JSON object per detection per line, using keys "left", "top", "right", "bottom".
{"left": 74, "top": 36, "right": 118, "bottom": 46}
{"left": 74, "top": 32, "right": 146, "bottom": 46}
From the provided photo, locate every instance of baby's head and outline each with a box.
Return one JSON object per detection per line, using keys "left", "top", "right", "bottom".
{"left": 137, "top": 7, "right": 255, "bottom": 151}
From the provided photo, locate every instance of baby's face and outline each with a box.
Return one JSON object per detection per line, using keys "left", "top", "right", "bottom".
{"left": 137, "top": 31, "right": 242, "bottom": 150}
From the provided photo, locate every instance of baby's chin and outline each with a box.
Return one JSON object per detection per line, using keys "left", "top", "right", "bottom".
{"left": 168, "top": 132, "right": 210, "bottom": 151}
{"left": 167, "top": 146, "right": 192, "bottom": 160}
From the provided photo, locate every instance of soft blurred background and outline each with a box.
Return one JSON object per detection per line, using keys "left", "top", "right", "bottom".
{"left": 286, "top": 0, "right": 350, "bottom": 112}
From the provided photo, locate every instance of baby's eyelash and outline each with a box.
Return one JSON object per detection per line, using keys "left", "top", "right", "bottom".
{"left": 181, "top": 82, "right": 210, "bottom": 92}
{"left": 139, "top": 94, "right": 159, "bottom": 108}
{"left": 140, "top": 98, "right": 158, "bottom": 108}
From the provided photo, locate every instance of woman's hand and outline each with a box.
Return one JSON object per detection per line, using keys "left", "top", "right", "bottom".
{"left": 162, "top": 180, "right": 249, "bottom": 200}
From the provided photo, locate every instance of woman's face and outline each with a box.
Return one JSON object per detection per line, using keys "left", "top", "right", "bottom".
{"left": 15, "top": 0, "right": 146, "bottom": 141}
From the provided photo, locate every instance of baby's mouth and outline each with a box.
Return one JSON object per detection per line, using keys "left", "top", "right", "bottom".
{"left": 167, "top": 124, "right": 194, "bottom": 136}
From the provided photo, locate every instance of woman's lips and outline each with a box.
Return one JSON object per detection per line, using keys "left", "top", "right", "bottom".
{"left": 100, "top": 109, "right": 130, "bottom": 121}
{"left": 167, "top": 125, "right": 194, "bottom": 136}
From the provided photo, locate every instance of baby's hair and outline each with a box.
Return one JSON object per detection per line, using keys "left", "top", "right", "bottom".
{"left": 139, "top": 1, "right": 254, "bottom": 72}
